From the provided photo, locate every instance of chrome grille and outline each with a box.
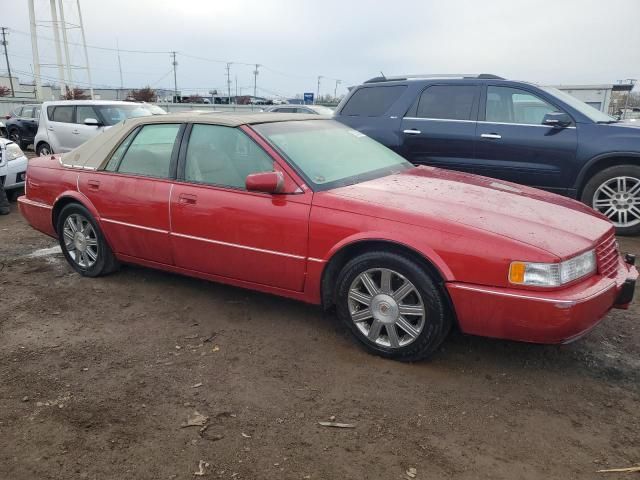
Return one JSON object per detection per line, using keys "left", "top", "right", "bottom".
{"left": 596, "top": 233, "right": 619, "bottom": 279}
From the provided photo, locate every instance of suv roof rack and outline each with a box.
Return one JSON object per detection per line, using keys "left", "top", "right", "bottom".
{"left": 363, "top": 73, "right": 505, "bottom": 83}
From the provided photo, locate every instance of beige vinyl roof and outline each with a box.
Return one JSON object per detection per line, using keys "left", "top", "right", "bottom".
{"left": 61, "top": 112, "right": 329, "bottom": 170}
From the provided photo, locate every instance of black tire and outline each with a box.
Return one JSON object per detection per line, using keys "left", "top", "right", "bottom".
{"left": 335, "top": 251, "right": 451, "bottom": 362}
{"left": 6, "top": 188, "right": 21, "bottom": 202}
{"left": 57, "top": 203, "right": 119, "bottom": 277}
{"left": 36, "top": 142, "right": 53, "bottom": 157}
{"left": 8, "top": 128, "right": 23, "bottom": 148}
{"left": 581, "top": 164, "right": 640, "bottom": 236}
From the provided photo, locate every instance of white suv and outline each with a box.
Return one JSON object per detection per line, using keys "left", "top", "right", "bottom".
{"left": 34, "top": 100, "right": 157, "bottom": 156}
{"left": 0, "top": 138, "right": 28, "bottom": 200}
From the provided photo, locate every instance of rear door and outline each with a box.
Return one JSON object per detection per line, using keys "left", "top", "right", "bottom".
{"left": 47, "top": 105, "right": 76, "bottom": 152}
{"left": 80, "top": 122, "right": 184, "bottom": 264}
{"left": 17, "top": 105, "right": 39, "bottom": 143}
{"left": 475, "top": 85, "right": 578, "bottom": 193}
{"left": 170, "top": 123, "right": 310, "bottom": 291}
{"left": 400, "top": 84, "right": 480, "bottom": 173}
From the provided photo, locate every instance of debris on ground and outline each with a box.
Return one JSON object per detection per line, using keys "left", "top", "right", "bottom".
{"left": 193, "top": 460, "right": 209, "bottom": 476}
{"left": 192, "top": 382, "right": 203, "bottom": 388}
{"left": 241, "top": 432, "right": 252, "bottom": 438}
{"left": 406, "top": 467, "right": 417, "bottom": 478}
{"left": 203, "top": 332, "right": 219, "bottom": 343}
{"left": 318, "top": 422, "right": 355, "bottom": 429}
{"left": 181, "top": 411, "right": 209, "bottom": 428}
{"left": 22, "top": 396, "right": 29, "bottom": 402}
{"left": 597, "top": 465, "right": 640, "bottom": 473}
{"left": 211, "top": 346, "right": 220, "bottom": 353}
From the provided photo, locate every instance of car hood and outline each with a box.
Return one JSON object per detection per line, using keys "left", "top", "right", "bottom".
{"left": 316, "top": 166, "right": 613, "bottom": 259}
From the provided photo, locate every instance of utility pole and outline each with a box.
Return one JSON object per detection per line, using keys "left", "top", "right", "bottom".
{"left": 116, "top": 39, "right": 123, "bottom": 99}
{"left": 57, "top": 0, "right": 74, "bottom": 97}
{"left": 235, "top": 75, "right": 238, "bottom": 99}
{"left": 334, "top": 79, "right": 341, "bottom": 101}
{"left": 253, "top": 64, "right": 260, "bottom": 99}
{"left": 76, "top": 0, "right": 94, "bottom": 99}
{"left": 226, "top": 62, "right": 232, "bottom": 104}
{"left": 171, "top": 51, "right": 178, "bottom": 102}
{"left": 0, "top": 27, "right": 14, "bottom": 97}
{"left": 316, "top": 75, "right": 322, "bottom": 104}
{"left": 48, "top": 0, "right": 66, "bottom": 96}
{"left": 27, "top": 0, "right": 43, "bottom": 100}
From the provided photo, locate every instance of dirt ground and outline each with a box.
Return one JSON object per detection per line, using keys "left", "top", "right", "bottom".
{"left": 1, "top": 199, "right": 639, "bottom": 480}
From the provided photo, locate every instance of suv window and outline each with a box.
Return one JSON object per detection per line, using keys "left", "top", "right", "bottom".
{"left": 117, "top": 123, "right": 180, "bottom": 178}
{"left": 50, "top": 106, "right": 74, "bottom": 123}
{"left": 21, "top": 106, "right": 35, "bottom": 118}
{"left": 486, "top": 86, "right": 557, "bottom": 125}
{"left": 341, "top": 85, "right": 406, "bottom": 117}
{"left": 76, "top": 106, "right": 98, "bottom": 124}
{"left": 414, "top": 85, "right": 477, "bottom": 120}
{"left": 184, "top": 124, "right": 273, "bottom": 189}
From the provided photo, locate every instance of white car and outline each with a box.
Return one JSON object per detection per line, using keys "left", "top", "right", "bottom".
{"left": 34, "top": 100, "right": 155, "bottom": 156}
{"left": 0, "top": 138, "right": 28, "bottom": 200}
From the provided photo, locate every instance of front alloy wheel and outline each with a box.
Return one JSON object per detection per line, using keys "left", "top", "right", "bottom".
{"left": 335, "top": 251, "right": 451, "bottom": 361}
{"left": 582, "top": 165, "right": 640, "bottom": 236}
{"left": 348, "top": 268, "right": 426, "bottom": 348}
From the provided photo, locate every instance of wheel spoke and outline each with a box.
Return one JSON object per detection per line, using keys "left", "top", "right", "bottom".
{"left": 617, "top": 177, "right": 627, "bottom": 193}
{"left": 86, "top": 248, "right": 97, "bottom": 262}
{"left": 396, "top": 316, "right": 420, "bottom": 339}
{"left": 65, "top": 238, "right": 75, "bottom": 251}
{"left": 594, "top": 198, "right": 613, "bottom": 208}
{"left": 351, "top": 308, "right": 373, "bottom": 322}
{"left": 380, "top": 269, "right": 392, "bottom": 294}
{"left": 85, "top": 238, "right": 98, "bottom": 247}
{"left": 392, "top": 281, "right": 414, "bottom": 302}
{"left": 628, "top": 182, "right": 640, "bottom": 197}
{"left": 399, "top": 304, "right": 424, "bottom": 316}
{"left": 360, "top": 272, "right": 379, "bottom": 296}
{"left": 599, "top": 184, "right": 617, "bottom": 198}
{"left": 349, "top": 289, "right": 372, "bottom": 306}
{"left": 367, "top": 319, "right": 383, "bottom": 341}
{"left": 67, "top": 217, "right": 78, "bottom": 233}
{"left": 63, "top": 228, "right": 74, "bottom": 240}
{"left": 386, "top": 325, "right": 400, "bottom": 348}
{"left": 620, "top": 210, "right": 628, "bottom": 225}
{"left": 603, "top": 206, "right": 617, "bottom": 218}
{"left": 629, "top": 206, "right": 640, "bottom": 219}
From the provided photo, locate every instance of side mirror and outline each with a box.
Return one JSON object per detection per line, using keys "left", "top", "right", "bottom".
{"left": 84, "top": 117, "right": 102, "bottom": 127}
{"left": 245, "top": 171, "right": 284, "bottom": 194}
{"left": 542, "top": 112, "right": 572, "bottom": 128}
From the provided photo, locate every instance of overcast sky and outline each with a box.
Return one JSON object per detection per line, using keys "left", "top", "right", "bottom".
{"left": 2, "top": 0, "right": 639, "bottom": 98}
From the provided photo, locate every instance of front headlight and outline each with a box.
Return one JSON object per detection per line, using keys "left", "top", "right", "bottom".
{"left": 5, "top": 143, "right": 25, "bottom": 161}
{"left": 509, "top": 250, "right": 596, "bottom": 287}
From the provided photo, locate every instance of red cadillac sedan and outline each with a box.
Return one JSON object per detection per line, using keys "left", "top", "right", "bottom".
{"left": 19, "top": 113, "right": 637, "bottom": 361}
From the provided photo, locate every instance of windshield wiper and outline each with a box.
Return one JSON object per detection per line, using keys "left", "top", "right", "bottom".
{"left": 597, "top": 120, "right": 619, "bottom": 124}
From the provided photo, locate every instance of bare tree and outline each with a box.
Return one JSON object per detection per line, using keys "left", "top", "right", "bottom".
{"left": 0, "top": 86, "right": 11, "bottom": 97}
{"left": 129, "top": 86, "right": 156, "bottom": 102}
{"left": 62, "top": 87, "right": 90, "bottom": 100}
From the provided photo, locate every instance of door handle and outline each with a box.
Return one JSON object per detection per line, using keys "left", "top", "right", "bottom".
{"left": 403, "top": 129, "right": 422, "bottom": 135}
{"left": 72, "top": 129, "right": 80, "bottom": 135}
{"left": 179, "top": 193, "right": 197, "bottom": 204}
{"left": 88, "top": 180, "right": 100, "bottom": 191}
{"left": 47, "top": 127, "right": 54, "bottom": 131}
{"left": 480, "top": 133, "right": 502, "bottom": 139}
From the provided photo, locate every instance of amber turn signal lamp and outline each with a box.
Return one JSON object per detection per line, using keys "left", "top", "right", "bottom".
{"left": 509, "top": 262, "right": 526, "bottom": 284}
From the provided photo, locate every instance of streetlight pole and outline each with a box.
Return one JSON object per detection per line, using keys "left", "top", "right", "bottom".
{"left": 316, "top": 75, "right": 322, "bottom": 104}
{"left": 334, "top": 79, "right": 341, "bottom": 101}
{"left": 253, "top": 64, "right": 260, "bottom": 100}
{"left": 171, "top": 51, "right": 178, "bottom": 102}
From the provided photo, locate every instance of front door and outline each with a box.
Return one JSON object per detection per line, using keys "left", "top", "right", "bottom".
{"left": 475, "top": 85, "right": 578, "bottom": 194}
{"left": 170, "top": 123, "right": 310, "bottom": 292}
{"left": 80, "top": 122, "right": 184, "bottom": 264}
{"left": 400, "top": 84, "right": 480, "bottom": 173}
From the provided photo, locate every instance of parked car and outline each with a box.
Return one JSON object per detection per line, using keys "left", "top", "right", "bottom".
{"left": 19, "top": 113, "right": 637, "bottom": 361}
{"left": 334, "top": 74, "right": 640, "bottom": 235}
{"left": 265, "top": 104, "right": 334, "bottom": 115}
{"left": 4, "top": 104, "right": 41, "bottom": 150}
{"left": 34, "top": 100, "right": 154, "bottom": 156}
{"left": 0, "top": 137, "right": 28, "bottom": 201}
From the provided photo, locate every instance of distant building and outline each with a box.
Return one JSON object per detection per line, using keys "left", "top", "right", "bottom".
{"left": 551, "top": 83, "right": 634, "bottom": 113}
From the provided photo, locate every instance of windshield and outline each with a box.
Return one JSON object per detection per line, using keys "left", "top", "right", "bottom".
{"left": 541, "top": 87, "right": 616, "bottom": 123}
{"left": 95, "top": 104, "right": 153, "bottom": 126}
{"left": 253, "top": 120, "right": 411, "bottom": 190}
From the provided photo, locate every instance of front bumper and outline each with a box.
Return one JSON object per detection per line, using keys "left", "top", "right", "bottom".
{"left": 1, "top": 155, "right": 28, "bottom": 190}
{"left": 446, "top": 256, "right": 637, "bottom": 344}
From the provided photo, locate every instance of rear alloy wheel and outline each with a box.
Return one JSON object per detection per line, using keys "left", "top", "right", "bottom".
{"left": 582, "top": 165, "right": 640, "bottom": 236}
{"left": 57, "top": 203, "right": 119, "bottom": 277}
{"left": 36, "top": 142, "right": 52, "bottom": 157}
{"left": 335, "top": 251, "right": 451, "bottom": 361}
{"left": 8, "top": 129, "right": 20, "bottom": 145}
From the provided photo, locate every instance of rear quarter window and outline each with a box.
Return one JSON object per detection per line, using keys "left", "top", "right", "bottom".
{"left": 340, "top": 85, "right": 407, "bottom": 117}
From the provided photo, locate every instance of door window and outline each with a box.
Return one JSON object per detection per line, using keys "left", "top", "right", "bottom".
{"left": 76, "top": 106, "right": 99, "bottom": 124}
{"left": 414, "top": 85, "right": 477, "bottom": 120}
{"left": 21, "top": 106, "right": 35, "bottom": 118}
{"left": 117, "top": 123, "right": 181, "bottom": 178}
{"left": 184, "top": 124, "right": 273, "bottom": 189}
{"left": 32, "top": 107, "right": 41, "bottom": 119}
{"left": 486, "top": 86, "right": 558, "bottom": 125}
{"left": 51, "top": 106, "right": 74, "bottom": 123}
{"left": 341, "top": 85, "right": 407, "bottom": 116}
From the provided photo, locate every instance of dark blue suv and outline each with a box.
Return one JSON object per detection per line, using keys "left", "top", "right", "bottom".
{"left": 334, "top": 74, "right": 640, "bottom": 235}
